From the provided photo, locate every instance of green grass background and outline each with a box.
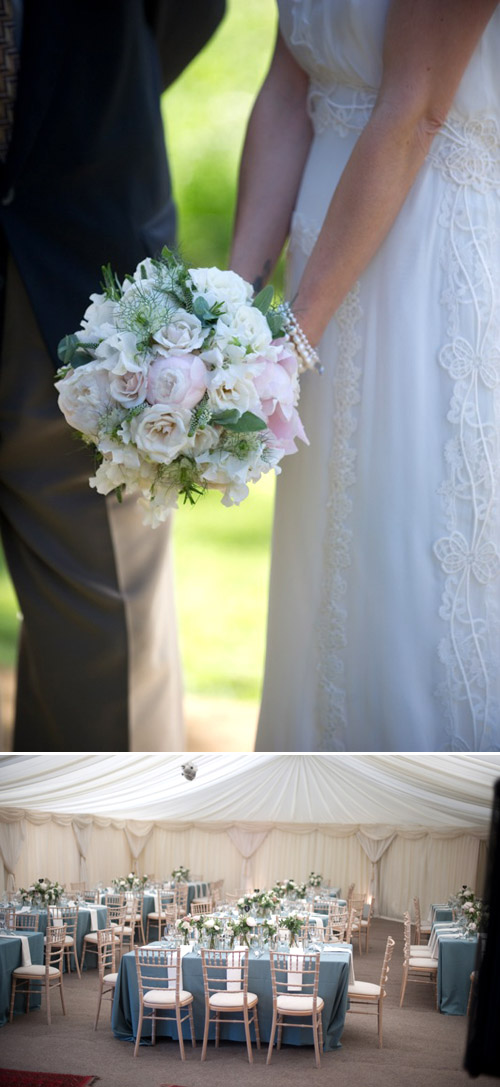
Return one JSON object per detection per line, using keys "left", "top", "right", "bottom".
{"left": 0, "top": 1, "right": 279, "bottom": 703}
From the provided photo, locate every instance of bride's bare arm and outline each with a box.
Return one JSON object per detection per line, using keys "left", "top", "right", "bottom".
{"left": 229, "top": 30, "right": 313, "bottom": 291}
{"left": 292, "top": 0, "right": 498, "bottom": 345}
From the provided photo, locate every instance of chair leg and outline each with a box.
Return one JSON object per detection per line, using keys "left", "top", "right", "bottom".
{"left": 201, "top": 1006, "right": 210, "bottom": 1061}
{"left": 188, "top": 1003, "right": 196, "bottom": 1048}
{"left": 176, "top": 1006, "right": 186, "bottom": 1061}
{"left": 267, "top": 1012, "right": 277, "bottom": 1065}
{"left": 378, "top": 996, "right": 383, "bottom": 1048}
{"left": 72, "top": 941, "right": 81, "bottom": 979}
{"left": 312, "top": 1015, "right": 321, "bottom": 1068}
{"left": 59, "top": 976, "right": 66, "bottom": 1017}
{"left": 400, "top": 966, "right": 408, "bottom": 1007}
{"left": 243, "top": 1007, "right": 253, "bottom": 1064}
{"left": 134, "top": 1006, "right": 144, "bottom": 1057}
{"left": 46, "top": 978, "right": 51, "bottom": 1026}
{"left": 277, "top": 1015, "right": 283, "bottom": 1051}
{"left": 95, "top": 985, "right": 103, "bottom": 1030}
{"left": 215, "top": 1012, "right": 220, "bottom": 1048}
{"left": 254, "top": 1007, "right": 261, "bottom": 1049}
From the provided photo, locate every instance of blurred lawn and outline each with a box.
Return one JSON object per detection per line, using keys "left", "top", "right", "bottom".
{"left": 0, "top": 1, "right": 279, "bottom": 703}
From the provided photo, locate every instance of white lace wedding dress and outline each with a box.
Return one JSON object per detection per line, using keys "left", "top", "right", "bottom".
{"left": 256, "top": 0, "right": 500, "bottom": 752}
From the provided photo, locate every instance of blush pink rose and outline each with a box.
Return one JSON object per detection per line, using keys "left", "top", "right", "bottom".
{"left": 266, "top": 404, "right": 309, "bottom": 454}
{"left": 147, "top": 352, "right": 207, "bottom": 411}
{"left": 253, "top": 359, "right": 294, "bottom": 420}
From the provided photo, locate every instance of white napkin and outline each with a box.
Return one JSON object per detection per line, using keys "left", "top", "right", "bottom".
{"left": 322, "top": 942, "right": 355, "bottom": 983}
{"left": 226, "top": 952, "right": 243, "bottom": 992}
{"left": 3, "top": 932, "right": 32, "bottom": 966}
{"left": 87, "top": 907, "right": 99, "bottom": 931}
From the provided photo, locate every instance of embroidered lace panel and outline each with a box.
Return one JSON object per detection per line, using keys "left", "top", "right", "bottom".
{"left": 290, "top": 212, "right": 363, "bottom": 750}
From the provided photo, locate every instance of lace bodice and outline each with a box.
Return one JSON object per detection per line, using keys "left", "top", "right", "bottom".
{"left": 278, "top": 0, "right": 500, "bottom": 124}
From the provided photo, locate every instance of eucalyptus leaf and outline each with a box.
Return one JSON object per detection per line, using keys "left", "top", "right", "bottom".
{"left": 57, "top": 334, "right": 94, "bottom": 369}
{"left": 210, "top": 409, "right": 241, "bottom": 427}
{"left": 223, "top": 411, "right": 267, "bottom": 433}
{"left": 253, "top": 284, "right": 274, "bottom": 315}
{"left": 267, "top": 311, "right": 286, "bottom": 338}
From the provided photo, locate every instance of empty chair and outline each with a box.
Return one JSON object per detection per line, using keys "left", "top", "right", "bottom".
{"left": 209, "top": 879, "right": 225, "bottom": 905}
{"left": 359, "top": 898, "right": 375, "bottom": 953}
{"left": 174, "top": 883, "right": 189, "bottom": 915}
{"left": 82, "top": 891, "right": 100, "bottom": 904}
{"left": 201, "top": 948, "right": 260, "bottom": 1063}
{"left": 94, "top": 927, "right": 118, "bottom": 1030}
{"left": 134, "top": 946, "right": 196, "bottom": 1060}
{"left": 125, "top": 891, "right": 145, "bottom": 945}
{"left": 145, "top": 891, "right": 176, "bottom": 942}
{"left": 14, "top": 912, "right": 39, "bottom": 931}
{"left": 347, "top": 935, "right": 395, "bottom": 1047}
{"left": 267, "top": 950, "right": 323, "bottom": 1068}
{"left": 400, "top": 912, "right": 438, "bottom": 1007}
{"left": 191, "top": 899, "right": 214, "bottom": 916}
{"left": 9, "top": 924, "right": 67, "bottom": 1026}
{"left": 48, "top": 905, "right": 81, "bottom": 978}
{"left": 0, "top": 906, "right": 16, "bottom": 930}
{"left": 413, "top": 897, "right": 432, "bottom": 945}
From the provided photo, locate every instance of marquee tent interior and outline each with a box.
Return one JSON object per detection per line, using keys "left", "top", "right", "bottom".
{"left": 0, "top": 752, "right": 498, "bottom": 918}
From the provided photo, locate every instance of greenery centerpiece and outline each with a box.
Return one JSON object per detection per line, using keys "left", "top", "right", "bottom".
{"left": 459, "top": 897, "right": 483, "bottom": 937}
{"left": 19, "top": 878, "right": 65, "bottom": 906}
{"left": 307, "top": 872, "right": 323, "bottom": 888}
{"left": 172, "top": 866, "right": 190, "bottom": 882}
{"left": 280, "top": 911, "right": 306, "bottom": 947}
{"left": 175, "top": 914, "right": 194, "bottom": 944}
{"left": 112, "top": 873, "right": 148, "bottom": 891}
{"left": 202, "top": 914, "right": 224, "bottom": 949}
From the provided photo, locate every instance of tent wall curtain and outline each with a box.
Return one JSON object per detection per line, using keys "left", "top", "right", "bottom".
{"left": 72, "top": 821, "right": 93, "bottom": 885}
{"left": 0, "top": 818, "right": 26, "bottom": 892}
{"left": 0, "top": 812, "right": 485, "bottom": 919}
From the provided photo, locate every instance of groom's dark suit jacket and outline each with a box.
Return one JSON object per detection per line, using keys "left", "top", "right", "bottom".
{"left": 0, "top": 0, "right": 225, "bottom": 363}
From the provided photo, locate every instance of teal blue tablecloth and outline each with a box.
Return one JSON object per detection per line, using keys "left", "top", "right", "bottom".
{"left": 438, "top": 937, "right": 477, "bottom": 1015}
{"left": 0, "top": 931, "right": 44, "bottom": 1025}
{"left": 141, "top": 884, "right": 209, "bottom": 939}
{"left": 16, "top": 905, "right": 107, "bottom": 969}
{"left": 112, "top": 945, "right": 350, "bottom": 1051}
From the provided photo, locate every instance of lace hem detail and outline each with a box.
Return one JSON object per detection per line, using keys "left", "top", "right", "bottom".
{"left": 434, "top": 153, "right": 500, "bottom": 747}
{"left": 289, "top": 211, "right": 363, "bottom": 751}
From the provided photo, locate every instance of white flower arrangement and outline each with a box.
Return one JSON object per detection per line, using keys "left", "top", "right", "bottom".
{"left": 112, "top": 873, "right": 148, "bottom": 891}
{"left": 19, "top": 878, "right": 65, "bottom": 906}
{"left": 55, "top": 250, "right": 308, "bottom": 526}
{"left": 175, "top": 914, "right": 194, "bottom": 944}
{"left": 460, "top": 897, "right": 483, "bottom": 937}
{"left": 171, "top": 866, "right": 190, "bottom": 883}
{"left": 308, "top": 872, "right": 323, "bottom": 888}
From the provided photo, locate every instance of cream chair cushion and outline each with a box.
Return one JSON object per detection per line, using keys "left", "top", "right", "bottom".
{"left": 143, "top": 988, "right": 192, "bottom": 1006}
{"left": 209, "top": 991, "right": 258, "bottom": 1009}
{"left": 276, "top": 994, "right": 325, "bottom": 1012}
{"left": 348, "top": 980, "right": 381, "bottom": 997}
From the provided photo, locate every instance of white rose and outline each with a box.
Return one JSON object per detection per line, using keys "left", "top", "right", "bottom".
{"left": 237, "top": 898, "right": 245, "bottom": 906}
{"left": 204, "top": 918, "right": 216, "bottom": 929}
{"left": 129, "top": 405, "right": 192, "bottom": 464}
{"left": 109, "top": 366, "right": 148, "bottom": 407}
{"left": 188, "top": 267, "right": 252, "bottom": 315}
{"left": 213, "top": 305, "right": 272, "bottom": 358}
{"left": 246, "top": 917, "right": 257, "bottom": 927}
{"left": 152, "top": 310, "right": 205, "bottom": 353}
{"left": 56, "top": 363, "right": 112, "bottom": 440}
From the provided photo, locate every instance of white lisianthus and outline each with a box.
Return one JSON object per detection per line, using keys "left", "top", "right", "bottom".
{"left": 188, "top": 267, "right": 252, "bottom": 316}
{"left": 129, "top": 406, "right": 192, "bottom": 464}
{"left": 153, "top": 310, "right": 205, "bottom": 353}
{"left": 94, "top": 331, "right": 140, "bottom": 375}
{"left": 213, "top": 305, "right": 273, "bottom": 359}
{"left": 81, "top": 292, "right": 118, "bottom": 336}
{"left": 207, "top": 362, "right": 263, "bottom": 417}
{"left": 56, "top": 363, "right": 112, "bottom": 440}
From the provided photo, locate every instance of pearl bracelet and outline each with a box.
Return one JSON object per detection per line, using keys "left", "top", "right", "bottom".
{"left": 279, "top": 301, "right": 323, "bottom": 374}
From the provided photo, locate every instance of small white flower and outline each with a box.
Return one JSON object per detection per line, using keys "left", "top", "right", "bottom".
{"left": 188, "top": 267, "right": 252, "bottom": 316}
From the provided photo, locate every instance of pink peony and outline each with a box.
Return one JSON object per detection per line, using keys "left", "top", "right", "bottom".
{"left": 254, "top": 358, "right": 295, "bottom": 421}
{"left": 266, "top": 403, "right": 308, "bottom": 454}
{"left": 147, "top": 352, "right": 207, "bottom": 411}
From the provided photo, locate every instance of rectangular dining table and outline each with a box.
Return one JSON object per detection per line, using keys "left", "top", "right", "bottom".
{"left": 0, "top": 931, "right": 44, "bottom": 1026}
{"left": 112, "top": 942, "right": 353, "bottom": 1051}
{"left": 428, "top": 922, "right": 477, "bottom": 1014}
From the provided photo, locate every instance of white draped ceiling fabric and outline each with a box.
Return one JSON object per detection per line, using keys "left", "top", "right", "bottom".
{"left": 0, "top": 753, "right": 498, "bottom": 918}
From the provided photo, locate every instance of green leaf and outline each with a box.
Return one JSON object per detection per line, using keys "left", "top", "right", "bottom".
{"left": 253, "top": 284, "right": 274, "bottom": 315}
{"left": 57, "top": 334, "right": 94, "bottom": 369}
{"left": 210, "top": 409, "right": 241, "bottom": 427}
{"left": 100, "top": 262, "right": 122, "bottom": 301}
{"left": 267, "top": 311, "right": 286, "bottom": 338}
{"left": 223, "top": 411, "right": 267, "bottom": 433}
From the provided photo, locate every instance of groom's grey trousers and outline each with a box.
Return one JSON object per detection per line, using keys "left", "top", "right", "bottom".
{"left": 0, "top": 255, "right": 184, "bottom": 751}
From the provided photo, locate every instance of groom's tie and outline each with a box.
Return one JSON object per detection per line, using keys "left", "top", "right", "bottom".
{"left": 0, "top": 0, "right": 19, "bottom": 162}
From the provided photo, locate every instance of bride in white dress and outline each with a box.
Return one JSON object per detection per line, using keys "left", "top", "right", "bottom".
{"left": 230, "top": 0, "right": 500, "bottom": 752}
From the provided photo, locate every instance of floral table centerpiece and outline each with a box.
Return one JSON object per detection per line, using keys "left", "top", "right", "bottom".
{"left": 280, "top": 911, "right": 306, "bottom": 947}
{"left": 254, "top": 891, "right": 280, "bottom": 916}
{"left": 201, "top": 915, "right": 224, "bottom": 950}
{"left": 171, "top": 866, "right": 190, "bottom": 882}
{"left": 55, "top": 249, "right": 310, "bottom": 526}
{"left": 18, "top": 878, "right": 66, "bottom": 906}
{"left": 231, "top": 915, "right": 258, "bottom": 948}
{"left": 307, "top": 872, "right": 323, "bottom": 888}
{"left": 459, "top": 897, "right": 483, "bottom": 938}
{"left": 236, "top": 892, "right": 259, "bottom": 913}
{"left": 175, "top": 914, "right": 194, "bottom": 944}
{"left": 112, "top": 873, "right": 148, "bottom": 891}
{"left": 273, "top": 878, "right": 307, "bottom": 900}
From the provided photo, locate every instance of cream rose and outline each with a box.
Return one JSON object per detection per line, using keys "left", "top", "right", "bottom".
{"left": 152, "top": 310, "right": 205, "bottom": 353}
{"left": 129, "top": 405, "right": 192, "bottom": 464}
{"left": 56, "top": 363, "right": 112, "bottom": 440}
{"left": 188, "top": 267, "right": 253, "bottom": 315}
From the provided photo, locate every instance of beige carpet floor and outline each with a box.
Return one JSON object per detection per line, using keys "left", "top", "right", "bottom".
{"left": 0, "top": 919, "right": 493, "bottom": 1087}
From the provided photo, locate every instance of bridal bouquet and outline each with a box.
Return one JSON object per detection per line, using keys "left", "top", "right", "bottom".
{"left": 55, "top": 248, "right": 308, "bottom": 526}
